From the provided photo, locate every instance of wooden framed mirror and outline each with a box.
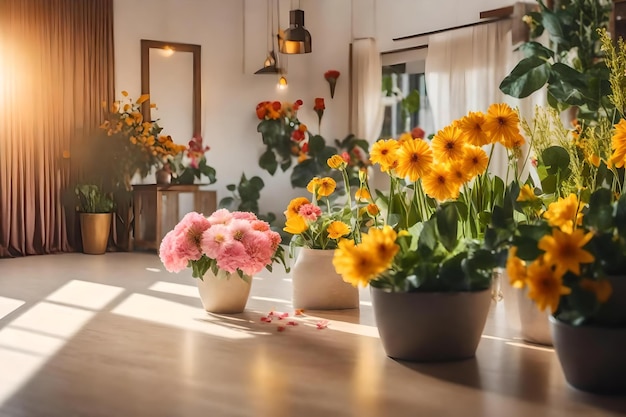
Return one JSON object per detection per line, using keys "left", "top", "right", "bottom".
{"left": 140, "top": 39, "right": 201, "bottom": 139}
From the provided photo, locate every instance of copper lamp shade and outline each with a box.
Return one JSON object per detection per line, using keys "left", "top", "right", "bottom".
{"left": 279, "top": 9, "right": 311, "bottom": 54}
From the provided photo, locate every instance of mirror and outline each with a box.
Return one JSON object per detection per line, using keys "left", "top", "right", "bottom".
{"left": 141, "top": 40, "right": 201, "bottom": 140}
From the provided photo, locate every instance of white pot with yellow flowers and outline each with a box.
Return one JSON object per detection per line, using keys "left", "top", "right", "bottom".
{"left": 331, "top": 103, "right": 525, "bottom": 361}
{"left": 283, "top": 155, "right": 377, "bottom": 310}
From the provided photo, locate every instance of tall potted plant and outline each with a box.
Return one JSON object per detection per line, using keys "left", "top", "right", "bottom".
{"left": 75, "top": 184, "right": 114, "bottom": 255}
{"left": 331, "top": 103, "right": 522, "bottom": 361}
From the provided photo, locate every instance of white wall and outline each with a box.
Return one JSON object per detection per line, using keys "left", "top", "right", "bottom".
{"left": 114, "top": 0, "right": 513, "bottom": 216}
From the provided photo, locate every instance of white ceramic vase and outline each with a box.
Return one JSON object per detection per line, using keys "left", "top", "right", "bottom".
{"left": 291, "top": 248, "right": 359, "bottom": 310}
{"left": 500, "top": 269, "right": 552, "bottom": 345}
{"left": 196, "top": 268, "right": 252, "bottom": 314}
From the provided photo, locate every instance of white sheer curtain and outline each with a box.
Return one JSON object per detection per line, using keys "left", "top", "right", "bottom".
{"left": 350, "top": 38, "right": 384, "bottom": 144}
{"left": 425, "top": 20, "right": 515, "bottom": 179}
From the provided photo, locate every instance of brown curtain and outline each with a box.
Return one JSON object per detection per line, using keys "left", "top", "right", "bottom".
{"left": 0, "top": 0, "right": 114, "bottom": 257}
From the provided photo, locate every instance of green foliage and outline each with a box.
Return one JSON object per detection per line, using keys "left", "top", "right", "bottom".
{"left": 375, "top": 203, "right": 498, "bottom": 293}
{"left": 500, "top": 0, "right": 613, "bottom": 121}
{"left": 74, "top": 184, "right": 114, "bottom": 213}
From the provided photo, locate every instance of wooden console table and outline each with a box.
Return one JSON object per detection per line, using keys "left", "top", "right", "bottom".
{"left": 132, "top": 184, "right": 217, "bottom": 251}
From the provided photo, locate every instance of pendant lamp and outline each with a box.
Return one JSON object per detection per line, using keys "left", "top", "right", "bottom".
{"left": 255, "top": 0, "right": 281, "bottom": 74}
{"left": 279, "top": 9, "right": 312, "bottom": 54}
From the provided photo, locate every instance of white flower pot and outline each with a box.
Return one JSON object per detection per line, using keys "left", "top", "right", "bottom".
{"left": 196, "top": 269, "right": 252, "bottom": 314}
{"left": 291, "top": 248, "right": 359, "bottom": 310}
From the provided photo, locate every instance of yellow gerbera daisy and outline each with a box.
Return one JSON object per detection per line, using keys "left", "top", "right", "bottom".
{"left": 543, "top": 194, "right": 584, "bottom": 233}
{"left": 448, "top": 162, "right": 472, "bottom": 187}
{"left": 526, "top": 257, "right": 571, "bottom": 313}
{"left": 457, "top": 111, "right": 490, "bottom": 146}
{"left": 483, "top": 103, "right": 520, "bottom": 146}
{"left": 283, "top": 215, "right": 308, "bottom": 234}
{"left": 610, "top": 118, "right": 626, "bottom": 168}
{"left": 538, "top": 228, "right": 595, "bottom": 276}
{"left": 333, "top": 236, "right": 394, "bottom": 288}
{"left": 432, "top": 125, "right": 466, "bottom": 163}
{"left": 460, "top": 145, "right": 489, "bottom": 178}
{"left": 370, "top": 139, "right": 400, "bottom": 172}
{"left": 395, "top": 138, "right": 433, "bottom": 181}
{"left": 422, "top": 165, "right": 460, "bottom": 202}
{"left": 506, "top": 246, "right": 526, "bottom": 288}
{"left": 285, "top": 197, "right": 310, "bottom": 219}
{"left": 306, "top": 177, "right": 321, "bottom": 194}
{"left": 327, "top": 221, "right": 351, "bottom": 239}
{"left": 360, "top": 225, "right": 400, "bottom": 267}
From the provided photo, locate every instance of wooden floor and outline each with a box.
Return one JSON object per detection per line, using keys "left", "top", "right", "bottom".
{"left": 0, "top": 252, "right": 624, "bottom": 417}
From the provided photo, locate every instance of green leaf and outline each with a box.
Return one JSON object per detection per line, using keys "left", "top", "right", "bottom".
{"left": 437, "top": 203, "right": 459, "bottom": 252}
{"left": 616, "top": 193, "right": 626, "bottom": 237}
{"left": 418, "top": 217, "right": 437, "bottom": 254}
{"left": 517, "top": 41, "right": 555, "bottom": 60}
{"left": 439, "top": 253, "right": 467, "bottom": 291}
{"left": 308, "top": 135, "right": 326, "bottom": 155}
{"left": 542, "top": 146, "right": 571, "bottom": 177}
{"left": 226, "top": 184, "right": 236, "bottom": 192}
{"left": 259, "top": 149, "right": 278, "bottom": 175}
{"left": 291, "top": 159, "right": 318, "bottom": 188}
{"left": 499, "top": 56, "right": 550, "bottom": 98}
{"left": 585, "top": 188, "right": 613, "bottom": 231}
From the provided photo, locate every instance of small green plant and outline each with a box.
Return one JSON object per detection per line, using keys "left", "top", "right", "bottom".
{"left": 74, "top": 184, "right": 114, "bottom": 213}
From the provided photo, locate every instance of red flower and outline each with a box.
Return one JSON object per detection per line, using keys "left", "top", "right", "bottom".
{"left": 291, "top": 129, "right": 305, "bottom": 142}
{"left": 294, "top": 99, "right": 303, "bottom": 110}
{"left": 324, "top": 70, "right": 340, "bottom": 80}
{"left": 314, "top": 98, "right": 325, "bottom": 111}
{"left": 301, "top": 142, "right": 309, "bottom": 153}
{"left": 271, "top": 101, "right": 281, "bottom": 111}
{"left": 341, "top": 151, "right": 350, "bottom": 163}
{"left": 411, "top": 126, "right": 425, "bottom": 139}
{"left": 256, "top": 101, "right": 269, "bottom": 119}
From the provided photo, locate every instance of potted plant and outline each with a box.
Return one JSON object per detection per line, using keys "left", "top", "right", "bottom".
{"left": 331, "top": 103, "right": 523, "bottom": 361}
{"left": 484, "top": 29, "right": 626, "bottom": 393}
{"left": 158, "top": 209, "right": 288, "bottom": 314}
{"left": 283, "top": 154, "right": 372, "bottom": 310}
{"left": 75, "top": 184, "right": 115, "bottom": 255}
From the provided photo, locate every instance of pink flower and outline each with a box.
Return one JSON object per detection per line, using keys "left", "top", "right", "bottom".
{"left": 208, "top": 208, "right": 233, "bottom": 225}
{"left": 298, "top": 204, "right": 322, "bottom": 221}
{"left": 159, "top": 212, "right": 211, "bottom": 272}
{"left": 159, "top": 209, "right": 282, "bottom": 279}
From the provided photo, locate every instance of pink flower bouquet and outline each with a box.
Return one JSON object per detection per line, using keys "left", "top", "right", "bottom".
{"left": 159, "top": 209, "right": 288, "bottom": 280}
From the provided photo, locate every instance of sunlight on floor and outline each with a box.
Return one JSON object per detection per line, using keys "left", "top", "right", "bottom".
{"left": 148, "top": 281, "right": 197, "bottom": 298}
{"left": 111, "top": 293, "right": 254, "bottom": 340}
{"left": 0, "top": 296, "right": 25, "bottom": 320}
{"left": 0, "top": 280, "right": 126, "bottom": 406}
{"left": 46, "top": 280, "right": 125, "bottom": 310}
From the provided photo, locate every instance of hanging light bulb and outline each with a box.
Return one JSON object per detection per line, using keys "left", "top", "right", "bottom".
{"left": 278, "top": 75, "right": 288, "bottom": 89}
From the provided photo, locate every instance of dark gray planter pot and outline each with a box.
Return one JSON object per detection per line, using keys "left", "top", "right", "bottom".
{"left": 550, "top": 316, "right": 626, "bottom": 395}
{"left": 371, "top": 287, "right": 492, "bottom": 362}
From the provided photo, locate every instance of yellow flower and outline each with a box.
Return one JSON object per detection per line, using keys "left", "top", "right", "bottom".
{"left": 422, "top": 164, "right": 460, "bottom": 202}
{"left": 366, "top": 203, "right": 380, "bottom": 216}
{"left": 580, "top": 278, "right": 613, "bottom": 303}
{"left": 517, "top": 184, "right": 537, "bottom": 202}
{"left": 136, "top": 94, "right": 150, "bottom": 105}
{"left": 610, "top": 118, "right": 626, "bottom": 168}
{"left": 327, "top": 221, "right": 351, "bottom": 239}
{"left": 395, "top": 138, "right": 433, "bottom": 181}
{"left": 355, "top": 187, "right": 371, "bottom": 201}
{"left": 432, "top": 125, "right": 466, "bottom": 162}
{"left": 333, "top": 226, "right": 399, "bottom": 288}
{"left": 327, "top": 155, "right": 346, "bottom": 169}
{"left": 543, "top": 194, "right": 584, "bottom": 233}
{"left": 506, "top": 247, "right": 526, "bottom": 288}
{"left": 457, "top": 111, "right": 490, "bottom": 146}
{"left": 483, "top": 103, "right": 520, "bottom": 146}
{"left": 588, "top": 153, "right": 601, "bottom": 167}
{"left": 448, "top": 162, "right": 471, "bottom": 187}
{"left": 526, "top": 257, "right": 571, "bottom": 313}
{"left": 316, "top": 177, "right": 336, "bottom": 197}
{"left": 306, "top": 177, "right": 321, "bottom": 194}
{"left": 283, "top": 215, "right": 308, "bottom": 234}
{"left": 285, "top": 197, "right": 310, "bottom": 219}
{"left": 461, "top": 145, "right": 489, "bottom": 178}
{"left": 538, "top": 228, "right": 595, "bottom": 276}
{"left": 370, "top": 139, "right": 400, "bottom": 172}
{"left": 298, "top": 152, "right": 308, "bottom": 163}
{"left": 121, "top": 90, "right": 129, "bottom": 97}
